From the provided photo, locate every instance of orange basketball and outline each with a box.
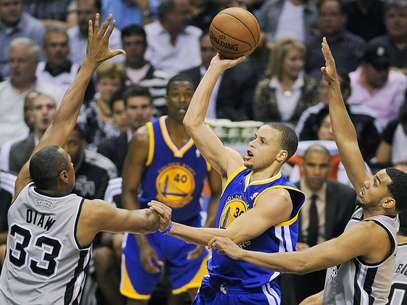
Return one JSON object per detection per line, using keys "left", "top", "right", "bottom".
{"left": 209, "top": 7, "right": 261, "bottom": 59}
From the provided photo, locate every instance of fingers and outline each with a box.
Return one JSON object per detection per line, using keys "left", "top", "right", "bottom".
{"left": 88, "top": 19, "right": 93, "bottom": 43}
{"left": 94, "top": 13, "right": 100, "bottom": 35}
{"left": 98, "top": 14, "right": 112, "bottom": 39}
{"left": 104, "top": 18, "right": 116, "bottom": 41}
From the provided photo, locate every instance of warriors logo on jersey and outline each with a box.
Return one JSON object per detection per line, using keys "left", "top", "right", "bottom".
{"left": 219, "top": 195, "right": 248, "bottom": 229}
{"left": 156, "top": 163, "right": 196, "bottom": 207}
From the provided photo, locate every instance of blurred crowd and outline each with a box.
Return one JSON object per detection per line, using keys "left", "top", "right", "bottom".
{"left": 0, "top": 0, "right": 406, "bottom": 305}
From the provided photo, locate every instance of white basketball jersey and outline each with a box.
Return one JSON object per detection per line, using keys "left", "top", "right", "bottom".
{"left": 324, "top": 208, "right": 398, "bottom": 305}
{"left": 388, "top": 243, "right": 407, "bottom": 305}
{"left": 0, "top": 183, "right": 92, "bottom": 305}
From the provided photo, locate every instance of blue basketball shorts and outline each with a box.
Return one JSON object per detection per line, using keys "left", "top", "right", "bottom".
{"left": 120, "top": 215, "right": 208, "bottom": 300}
{"left": 193, "top": 276, "right": 281, "bottom": 305}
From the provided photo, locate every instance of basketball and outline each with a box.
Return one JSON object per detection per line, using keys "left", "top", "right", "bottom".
{"left": 209, "top": 7, "right": 261, "bottom": 59}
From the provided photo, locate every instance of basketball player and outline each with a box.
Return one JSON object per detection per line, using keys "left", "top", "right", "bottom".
{"left": 388, "top": 212, "right": 407, "bottom": 305}
{"left": 120, "top": 74, "right": 222, "bottom": 305}
{"left": 149, "top": 52, "right": 305, "bottom": 304}
{"left": 207, "top": 38, "right": 407, "bottom": 305}
{"left": 0, "top": 15, "right": 172, "bottom": 305}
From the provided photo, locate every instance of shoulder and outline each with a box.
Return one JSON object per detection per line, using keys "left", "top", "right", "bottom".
{"left": 144, "top": 21, "right": 160, "bottom": 35}
{"left": 255, "top": 78, "right": 271, "bottom": 91}
{"left": 303, "top": 74, "right": 318, "bottom": 88}
{"left": 256, "top": 187, "right": 292, "bottom": 206}
{"left": 388, "top": 70, "right": 407, "bottom": 84}
{"left": 21, "top": 12, "right": 44, "bottom": 29}
{"left": 369, "top": 35, "right": 390, "bottom": 45}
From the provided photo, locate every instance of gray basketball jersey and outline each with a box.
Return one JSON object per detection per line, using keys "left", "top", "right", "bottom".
{"left": 324, "top": 207, "right": 398, "bottom": 305}
{"left": 388, "top": 243, "right": 407, "bottom": 305}
{"left": 0, "top": 183, "right": 92, "bottom": 305}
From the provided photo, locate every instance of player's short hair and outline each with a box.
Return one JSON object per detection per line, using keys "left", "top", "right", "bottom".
{"left": 386, "top": 167, "right": 407, "bottom": 212}
{"left": 29, "top": 145, "right": 69, "bottom": 190}
{"left": 123, "top": 85, "right": 152, "bottom": 106}
{"left": 121, "top": 24, "right": 147, "bottom": 44}
{"left": 267, "top": 123, "right": 298, "bottom": 161}
{"left": 166, "top": 74, "right": 195, "bottom": 93}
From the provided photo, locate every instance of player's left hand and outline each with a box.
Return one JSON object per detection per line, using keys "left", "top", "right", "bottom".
{"left": 148, "top": 201, "right": 172, "bottom": 232}
{"left": 209, "top": 237, "right": 244, "bottom": 260}
{"left": 187, "top": 245, "right": 205, "bottom": 260}
{"left": 320, "top": 37, "right": 338, "bottom": 83}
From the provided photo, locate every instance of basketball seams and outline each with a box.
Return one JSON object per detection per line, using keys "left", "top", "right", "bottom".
{"left": 210, "top": 24, "right": 252, "bottom": 49}
{"left": 219, "top": 12, "right": 258, "bottom": 47}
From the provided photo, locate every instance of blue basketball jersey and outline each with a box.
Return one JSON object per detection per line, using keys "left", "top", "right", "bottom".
{"left": 208, "top": 166, "right": 305, "bottom": 289}
{"left": 139, "top": 116, "right": 210, "bottom": 222}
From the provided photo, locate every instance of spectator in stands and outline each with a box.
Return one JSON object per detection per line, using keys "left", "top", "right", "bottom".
{"left": 189, "top": 0, "right": 221, "bottom": 31}
{"left": 370, "top": 1, "right": 407, "bottom": 74}
{"left": 101, "top": 0, "right": 160, "bottom": 30}
{"left": 78, "top": 61, "right": 127, "bottom": 146}
{"left": 0, "top": 38, "right": 63, "bottom": 146}
{"left": 284, "top": 144, "right": 355, "bottom": 304}
{"left": 375, "top": 98, "right": 407, "bottom": 166}
{"left": 253, "top": 38, "right": 318, "bottom": 125}
{"left": 255, "top": 0, "right": 318, "bottom": 46}
{"left": 22, "top": 0, "right": 72, "bottom": 29}
{"left": 343, "top": 0, "right": 386, "bottom": 41}
{"left": 64, "top": 125, "right": 117, "bottom": 199}
{"left": 121, "top": 24, "right": 169, "bottom": 114}
{"left": 36, "top": 28, "right": 80, "bottom": 93}
{"left": 98, "top": 85, "right": 153, "bottom": 174}
{"left": 8, "top": 93, "right": 56, "bottom": 174}
{"left": 68, "top": 0, "right": 122, "bottom": 64}
{"left": 145, "top": 0, "right": 202, "bottom": 76}
{"left": 179, "top": 32, "right": 257, "bottom": 120}
{"left": 110, "top": 90, "right": 128, "bottom": 133}
{"left": 305, "top": 0, "right": 365, "bottom": 79}
{"left": 296, "top": 74, "right": 380, "bottom": 160}
{"left": 0, "top": 0, "right": 45, "bottom": 78}
{"left": 347, "top": 40, "right": 407, "bottom": 129}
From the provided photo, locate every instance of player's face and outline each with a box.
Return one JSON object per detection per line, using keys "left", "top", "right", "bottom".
{"left": 282, "top": 48, "right": 304, "bottom": 81}
{"left": 112, "top": 99, "right": 128, "bottom": 131}
{"left": 357, "top": 170, "right": 393, "bottom": 208}
{"left": 126, "top": 96, "right": 153, "bottom": 130}
{"left": 302, "top": 151, "right": 331, "bottom": 192}
{"left": 44, "top": 32, "right": 70, "bottom": 67}
{"left": 166, "top": 81, "right": 194, "bottom": 122}
{"left": 63, "top": 130, "right": 84, "bottom": 165}
{"left": 244, "top": 125, "right": 286, "bottom": 170}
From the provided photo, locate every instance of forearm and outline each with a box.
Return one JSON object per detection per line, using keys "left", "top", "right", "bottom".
{"left": 239, "top": 249, "right": 316, "bottom": 274}
{"left": 123, "top": 209, "right": 159, "bottom": 234}
{"left": 170, "top": 222, "right": 229, "bottom": 245}
{"left": 328, "top": 79, "right": 358, "bottom": 144}
{"left": 183, "top": 65, "right": 222, "bottom": 128}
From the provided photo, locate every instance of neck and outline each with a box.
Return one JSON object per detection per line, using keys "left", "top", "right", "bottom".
{"left": 250, "top": 163, "right": 282, "bottom": 182}
{"left": 126, "top": 59, "right": 147, "bottom": 69}
{"left": 359, "top": 68, "right": 378, "bottom": 92}
{"left": 33, "top": 128, "right": 45, "bottom": 140}
{"left": 397, "top": 234, "right": 407, "bottom": 244}
{"left": 166, "top": 116, "right": 189, "bottom": 138}
{"left": 161, "top": 20, "right": 180, "bottom": 45}
{"left": 11, "top": 79, "right": 35, "bottom": 92}
{"left": 362, "top": 206, "right": 394, "bottom": 219}
{"left": 280, "top": 74, "right": 296, "bottom": 90}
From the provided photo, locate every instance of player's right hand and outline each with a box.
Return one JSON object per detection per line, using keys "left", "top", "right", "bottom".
{"left": 209, "top": 53, "right": 246, "bottom": 73}
{"left": 85, "top": 13, "right": 125, "bottom": 65}
{"left": 139, "top": 243, "right": 163, "bottom": 273}
{"left": 320, "top": 37, "right": 338, "bottom": 84}
{"left": 148, "top": 201, "right": 172, "bottom": 232}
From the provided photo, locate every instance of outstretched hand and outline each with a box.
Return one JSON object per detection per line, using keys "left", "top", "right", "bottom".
{"left": 209, "top": 53, "right": 246, "bottom": 73}
{"left": 209, "top": 237, "right": 244, "bottom": 260}
{"left": 148, "top": 201, "right": 172, "bottom": 232}
{"left": 321, "top": 37, "right": 338, "bottom": 83}
{"left": 86, "top": 14, "right": 125, "bottom": 65}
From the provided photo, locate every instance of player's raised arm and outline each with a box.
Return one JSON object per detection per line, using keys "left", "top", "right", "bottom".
{"left": 183, "top": 54, "right": 245, "bottom": 177}
{"left": 14, "top": 14, "right": 125, "bottom": 197}
{"left": 321, "top": 38, "right": 369, "bottom": 192}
